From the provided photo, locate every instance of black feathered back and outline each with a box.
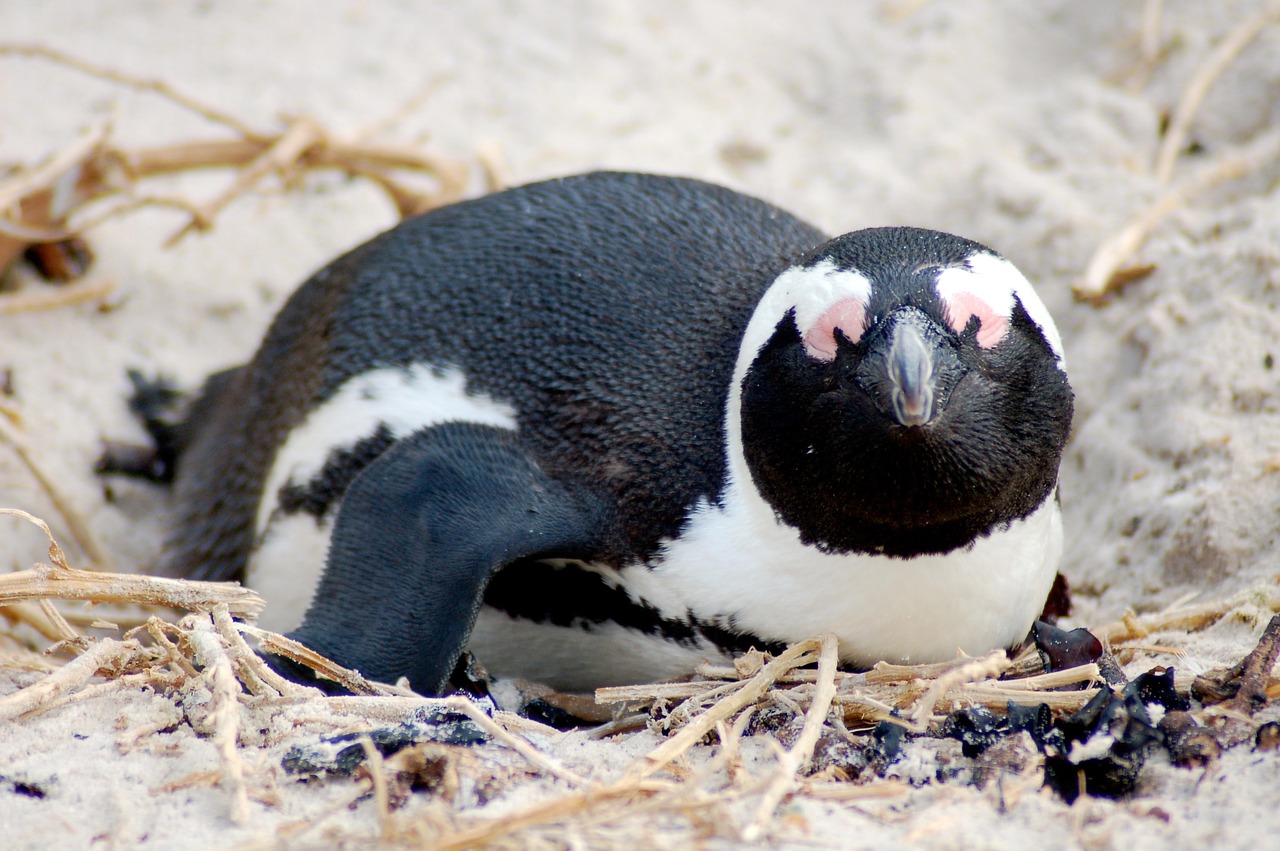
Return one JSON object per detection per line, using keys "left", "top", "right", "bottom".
{"left": 163, "top": 172, "right": 825, "bottom": 580}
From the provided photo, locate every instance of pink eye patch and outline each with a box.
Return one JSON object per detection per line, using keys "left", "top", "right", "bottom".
{"left": 802, "top": 297, "right": 867, "bottom": 361}
{"left": 942, "top": 291, "right": 1009, "bottom": 349}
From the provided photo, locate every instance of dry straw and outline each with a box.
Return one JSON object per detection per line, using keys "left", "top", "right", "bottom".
{"left": 5, "top": 504, "right": 1279, "bottom": 845}
{"left": 0, "top": 42, "right": 474, "bottom": 287}
{"left": 1076, "top": 1, "right": 1280, "bottom": 302}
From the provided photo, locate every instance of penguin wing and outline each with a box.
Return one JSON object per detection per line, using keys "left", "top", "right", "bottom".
{"left": 286, "top": 422, "right": 611, "bottom": 695}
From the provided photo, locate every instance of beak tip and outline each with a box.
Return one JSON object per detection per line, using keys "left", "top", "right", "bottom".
{"left": 891, "top": 397, "right": 933, "bottom": 428}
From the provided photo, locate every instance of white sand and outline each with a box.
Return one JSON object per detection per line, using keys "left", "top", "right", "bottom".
{"left": 3, "top": 1, "right": 1280, "bottom": 847}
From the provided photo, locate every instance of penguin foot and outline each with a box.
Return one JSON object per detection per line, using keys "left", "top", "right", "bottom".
{"left": 96, "top": 369, "right": 185, "bottom": 483}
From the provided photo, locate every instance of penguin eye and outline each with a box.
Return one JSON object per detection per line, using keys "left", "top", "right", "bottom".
{"left": 941, "top": 292, "right": 1009, "bottom": 349}
{"left": 801, "top": 297, "right": 867, "bottom": 361}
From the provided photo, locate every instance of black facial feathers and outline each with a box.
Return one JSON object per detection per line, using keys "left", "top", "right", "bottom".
{"left": 741, "top": 229, "right": 1072, "bottom": 556}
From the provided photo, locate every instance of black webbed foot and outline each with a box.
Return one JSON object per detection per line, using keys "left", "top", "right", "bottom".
{"left": 95, "top": 369, "right": 185, "bottom": 483}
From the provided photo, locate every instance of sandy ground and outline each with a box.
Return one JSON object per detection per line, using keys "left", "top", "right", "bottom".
{"left": 3, "top": 1, "right": 1280, "bottom": 848}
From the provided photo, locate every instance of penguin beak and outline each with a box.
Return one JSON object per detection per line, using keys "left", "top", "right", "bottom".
{"left": 854, "top": 307, "right": 961, "bottom": 429}
{"left": 887, "top": 321, "right": 935, "bottom": 427}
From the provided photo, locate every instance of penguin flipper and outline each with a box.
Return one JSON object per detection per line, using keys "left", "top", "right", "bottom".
{"left": 288, "top": 422, "right": 611, "bottom": 695}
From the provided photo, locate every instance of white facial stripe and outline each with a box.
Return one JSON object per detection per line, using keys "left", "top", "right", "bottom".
{"left": 782, "top": 260, "right": 874, "bottom": 338}
{"left": 935, "top": 260, "right": 1015, "bottom": 318}
{"left": 937, "top": 253, "right": 1066, "bottom": 368}
{"left": 739, "top": 260, "right": 873, "bottom": 367}
{"left": 727, "top": 260, "right": 872, "bottom": 511}
{"left": 254, "top": 363, "right": 518, "bottom": 534}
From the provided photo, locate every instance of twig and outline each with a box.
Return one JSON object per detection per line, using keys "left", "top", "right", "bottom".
{"left": 239, "top": 625, "right": 392, "bottom": 696}
{"left": 586, "top": 712, "right": 650, "bottom": 739}
{"left": 358, "top": 736, "right": 394, "bottom": 840}
{"left": 742, "top": 633, "right": 840, "bottom": 841}
{"left": 908, "top": 651, "right": 1011, "bottom": 729}
{"left": 1, "top": 600, "right": 76, "bottom": 643}
{"left": 0, "top": 278, "right": 117, "bottom": 314}
{"left": 596, "top": 678, "right": 735, "bottom": 704}
{"left": 656, "top": 680, "right": 752, "bottom": 731}
{"left": 163, "top": 116, "right": 324, "bottom": 245}
{"left": 108, "top": 137, "right": 463, "bottom": 189}
{"left": 0, "top": 49, "right": 469, "bottom": 277}
{"left": 1076, "top": 3, "right": 1280, "bottom": 303}
{"left": 1226, "top": 613, "right": 1280, "bottom": 716}
{"left": 187, "top": 622, "right": 251, "bottom": 824}
{"left": 1154, "top": 2, "right": 1280, "bottom": 184}
{"left": 1139, "top": 0, "right": 1164, "bottom": 67}
{"left": 37, "top": 598, "right": 80, "bottom": 644}
{"left": 258, "top": 694, "right": 453, "bottom": 719}
{"left": 0, "top": 560, "right": 265, "bottom": 616}
{"left": 1075, "top": 126, "right": 1280, "bottom": 302}
{"left": 138, "top": 617, "right": 200, "bottom": 678}
{"left": 0, "top": 637, "right": 135, "bottom": 721}
{"left": 440, "top": 696, "right": 588, "bottom": 787}
{"left": 430, "top": 782, "right": 665, "bottom": 851}
{"left": 988, "top": 663, "right": 1100, "bottom": 691}
{"left": 476, "top": 142, "right": 510, "bottom": 193}
{"left": 865, "top": 656, "right": 983, "bottom": 684}
{"left": 628, "top": 639, "right": 821, "bottom": 780}
{"left": 801, "top": 780, "right": 910, "bottom": 801}
{"left": 0, "top": 442, "right": 113, "bottom": 569}
{"left": 207, "top": 605, "right": 303, "bottom": 698}
{"left": 1092, "top": 583, "right": 1280, "bottom": 644}
{"left": 0, "top": 121, "right": 110, "bottom": 210}
{"left": 947, "top": 685, "right": 1100, "bottom": 714}
{"left": 714, "top": 706, "right": 756, "bottom": 788}
{"left": 115, "top": 136, "right": 468, "bottom": 219}
{"left": 20, "top": 671, "right": 153, "bottom": 721}
{"left": 695, "top": 664, "right": 859, "bottom": 684}
{"left": 0, "top": 43, "right": 261, "bottom": 137}
{"left": 837, "top": 692, "right": 903, "bottom": 726}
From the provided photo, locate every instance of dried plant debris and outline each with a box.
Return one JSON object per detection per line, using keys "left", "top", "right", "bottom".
{"left": 0, "top": 44, "right": 471, "bottom": 292}
{"left": 3, "top": 510, "right": 1280, "bottom": 844}
{"left": 1192, "top": 613, "right": 1280, "bottom": 716}
{"left": 1159, "top": 710, "right": 1222, "bottom": 768}
{"left": 21, "top": 235, "right": 92, "bottom": 283}
{"left": 1255, "top": 721, "right": 1280, "bottom": 752}
{"left": 1075, "top": 5, "right": 1280, "bottom": 303}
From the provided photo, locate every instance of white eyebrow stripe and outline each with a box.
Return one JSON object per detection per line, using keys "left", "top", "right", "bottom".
{"left": 935, "top": 264, "right": 1015, "bottom": 317}
{"left": 774, "top": 260, "right": 874, "bottom": 337}
{"left": 935, "top": 253, "right": 1066, "bottom": 369}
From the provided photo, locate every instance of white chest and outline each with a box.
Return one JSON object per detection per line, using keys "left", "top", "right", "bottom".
{"left": 635, "top": 481, "right": 1063, "bottom": 668}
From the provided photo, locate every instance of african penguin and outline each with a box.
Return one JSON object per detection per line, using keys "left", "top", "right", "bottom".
{"left": 130, "top": 171, "right": 1073, "bottom": 695}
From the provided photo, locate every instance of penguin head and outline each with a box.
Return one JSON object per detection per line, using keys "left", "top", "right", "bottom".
{"left": 732, "top": 227, "right": 1073, "bottom": 557}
